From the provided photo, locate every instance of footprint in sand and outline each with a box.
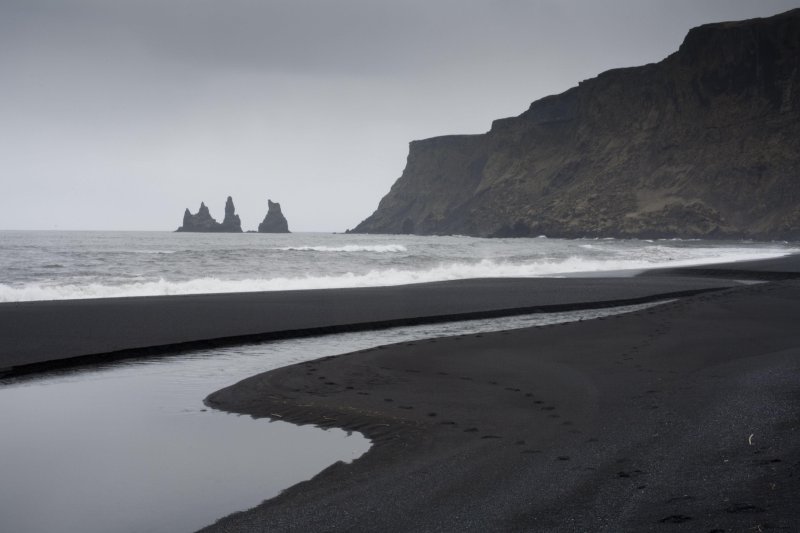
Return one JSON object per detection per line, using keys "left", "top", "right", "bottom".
{"left": 665, "top": 495, "right": 695, "bottom": 503}
{"left": 725, "top": 503, "right": 765, "bottom": 514}
{"left": 657, "top": 515, "right": 692, "bottom": 524}
{"left": 617, "top": 469, "right": 645, "bottom": 479}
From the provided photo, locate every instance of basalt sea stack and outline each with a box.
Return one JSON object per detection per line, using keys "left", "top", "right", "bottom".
{"left": 176, "top": 196, "right": 243, "bottom": 233}
{"left": 352, "top": 9, "right": 800, "bottom": 240}
{"left": 258, "top": 200, "right": 290, "bottom": 233}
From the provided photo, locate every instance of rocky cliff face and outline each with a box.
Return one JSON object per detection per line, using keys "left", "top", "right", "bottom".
{"left": 353, "top": 9, "right": 800, "bottom": 240}
{"left": 176, "top": 197, "right": 243, "bottom": 232}
{"left": 258, "top": 200, "right": 290, "bottom": 233}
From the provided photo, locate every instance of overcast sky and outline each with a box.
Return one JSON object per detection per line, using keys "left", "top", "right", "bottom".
{"left": 1, "top": 1, "right": 797, "bottom": 232}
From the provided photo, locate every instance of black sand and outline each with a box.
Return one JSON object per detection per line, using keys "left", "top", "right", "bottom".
{"left": 0, "top": 276, "right": 738, "bottom": 376}
{"left": 200, "top": 257, "right": 800, "bottom": 532}
{"left": 644, "top": 253, "right": 800, "bottom": 280}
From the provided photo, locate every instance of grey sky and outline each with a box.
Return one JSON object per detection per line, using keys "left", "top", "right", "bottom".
{"left": 1, "top": 1, "right": 797, "bottom": 231}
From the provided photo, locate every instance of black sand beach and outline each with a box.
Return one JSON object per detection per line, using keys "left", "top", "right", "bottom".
{"left": 2, "top": 257, "right": 799, "bottom": 531}
{"left": 199, "top": 257, "right": 800, "bottom": 532}
{"left": 0, "top": 276, "right": 739, "bottom": 376}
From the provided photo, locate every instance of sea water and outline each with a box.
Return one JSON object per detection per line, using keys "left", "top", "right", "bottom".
{"left": 0, "top": 230, "right": 796, "bottom": 301}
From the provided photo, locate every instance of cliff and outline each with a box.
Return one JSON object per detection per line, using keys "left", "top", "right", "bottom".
{"left": 176, "top": 197, "right": 243, "bottom": 233}
{"left": 352, "top": 9, "right": 800, "bottom": 240}
{"left": 258, "top": 200, "right": 290, "bottom": 233}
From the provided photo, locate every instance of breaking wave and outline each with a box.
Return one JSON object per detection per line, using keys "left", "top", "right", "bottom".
{"left": 0, "top": 249, "right": 792, "bottom": 302}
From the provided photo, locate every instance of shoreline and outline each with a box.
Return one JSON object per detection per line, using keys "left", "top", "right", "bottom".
{"left": 200, "top": 256, "right": 800, "bottom": 531}
{"left": 0, "top": 276, "right": 743, "bottom": 378}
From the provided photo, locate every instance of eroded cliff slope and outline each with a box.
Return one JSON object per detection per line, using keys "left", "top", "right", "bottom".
{"left": 353, "top": 9, "right": 800, "bottom": 239}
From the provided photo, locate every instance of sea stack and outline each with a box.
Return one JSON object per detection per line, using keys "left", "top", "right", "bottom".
{"left": 258, "top": 200, "right": 290, "bottom": 233}
{"left": 176, "top": 197, "right": 243, "bottom": 233}
{"left": 219, "top": 196, "right": 242, "bottom": 232}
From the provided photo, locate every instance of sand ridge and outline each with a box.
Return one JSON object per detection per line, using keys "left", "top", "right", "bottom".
{"left": 0, "top": 276, "right": 741, "bottom": 377}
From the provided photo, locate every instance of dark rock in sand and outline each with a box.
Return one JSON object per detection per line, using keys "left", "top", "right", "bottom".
{"left": 352, "top": 9, "right": 800, "bottom": 240}
{"left": 258, "top": 200, "right": 290, "bottom": 233}
{"left": 176, "top": 197, "right": 242, "bottom": 233}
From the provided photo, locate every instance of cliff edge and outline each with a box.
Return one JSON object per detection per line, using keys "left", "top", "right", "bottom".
{"left": 352, "top": 9, "right": 800, "bottom": 240}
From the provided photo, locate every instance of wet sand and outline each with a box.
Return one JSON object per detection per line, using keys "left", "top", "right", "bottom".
{"left": 0, "top": 276, "right": 738, "bottom": 377}
{"left": 201, "top": 257, "right": 800, "bottom": 532}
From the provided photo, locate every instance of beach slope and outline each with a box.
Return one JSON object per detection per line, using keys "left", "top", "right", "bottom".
{"left": 204, "top": 270, "right": 800, "bottom": 531}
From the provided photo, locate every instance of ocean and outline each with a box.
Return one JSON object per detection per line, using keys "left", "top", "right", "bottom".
{"left": 1, "top": 230, "right": 797, "bottom": 302}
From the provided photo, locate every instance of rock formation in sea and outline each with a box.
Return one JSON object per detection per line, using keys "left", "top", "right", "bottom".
{"left": 220, "top": 196, "right": 242, "bottom": 232}
{"left": 176, "top": 197, "right": 243, "bottom": 233}
{"left": 351, "top": 9, "right": 800, "bottom": 240}
{"left": 258, "top": 200, "right": 290, "bottom": 233}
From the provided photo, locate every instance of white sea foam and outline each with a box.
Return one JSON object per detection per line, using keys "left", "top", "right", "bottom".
{"left": 277, "top": 244, "right": 407, "bottom": 253}
{"left": 0, "top": 249, "right": 793, "bottom": 302}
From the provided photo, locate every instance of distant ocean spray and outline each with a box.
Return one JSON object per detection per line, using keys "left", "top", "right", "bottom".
{"left": 0, "top": 231, "right": 796, "bottom": 302}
